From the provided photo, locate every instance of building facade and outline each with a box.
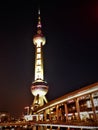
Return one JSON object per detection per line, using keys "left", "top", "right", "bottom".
{"left": 32, "top": 82, "right": 98, "bottom": 123}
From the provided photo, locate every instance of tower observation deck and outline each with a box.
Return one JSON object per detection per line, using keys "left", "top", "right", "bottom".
{"left": 31, "top": 10, "right": 48, "bottom": 109}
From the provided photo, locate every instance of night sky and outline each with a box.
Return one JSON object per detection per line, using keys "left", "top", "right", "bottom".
{"left": 0, "top": 1, "right": 98, "bottom": 117}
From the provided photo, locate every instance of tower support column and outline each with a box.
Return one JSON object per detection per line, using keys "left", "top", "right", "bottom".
{"left": 44, "top": 110, "right": 47, "bottom": 121}
{"left": 64, "top": 103, "right": 68, "bottom": 121}
{"left": 90, "top": 93, "right": 97, "bottom": 120}
{"left": 56, "top": 105, "right": 59, "bottom": 121}
{"left": 75, "top": 98, "right": 81, "bottom": 121}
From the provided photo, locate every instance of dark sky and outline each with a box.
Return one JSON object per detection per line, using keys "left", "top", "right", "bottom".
{"left": 0, "top": 0, "right": 98, "bottom": 117}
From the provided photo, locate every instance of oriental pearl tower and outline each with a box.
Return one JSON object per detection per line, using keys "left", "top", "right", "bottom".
{"left": 31, "top": 10, "right": 48, "bottom": 109}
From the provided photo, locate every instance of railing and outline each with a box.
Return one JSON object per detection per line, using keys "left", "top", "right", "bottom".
{"left": 0, "top": 120, "right": 98, "bottom": 129}
{"left": 0, "top": 121, "right": 35, "bottom": 127}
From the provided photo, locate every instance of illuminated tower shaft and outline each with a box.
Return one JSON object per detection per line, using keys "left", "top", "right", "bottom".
{"left": 35, "top": 40, "right": 44, "bottom": 81}
{"left": 31, "top": 10, "right": 48, "bottom": 108}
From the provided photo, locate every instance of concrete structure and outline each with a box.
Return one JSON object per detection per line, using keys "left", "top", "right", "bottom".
{"left": 31, "top": 10, "right": 48, "bottom": 110}
{"left": 23, "top": 82, "right": 98, "bottom": 129}
{"left": 32, "top": 82, "right": 98, "bottom": 123}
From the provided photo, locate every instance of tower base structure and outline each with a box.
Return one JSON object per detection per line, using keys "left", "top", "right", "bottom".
{"left": 31, "top": 80, "right": 48, "bottom": 110}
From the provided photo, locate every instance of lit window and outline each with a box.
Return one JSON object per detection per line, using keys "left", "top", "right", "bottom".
{"left": 93, "top": 98, "right": 98, "bottom": 106}
{"left": 37, "top": 48, "right": 41, "bottom": 53}
{"left": 37, "top": 54, "right": 41, "bottom": 59}
{"left": 36, "top": 66, "right": 41, "bottom": 70}
{"left": 37, "top": 60, "right": 41, "bottom": 65}
{"left": 86, "top": 100, "right": 92, "bottom": 108}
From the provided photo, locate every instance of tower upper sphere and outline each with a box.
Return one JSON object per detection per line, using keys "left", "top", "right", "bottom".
{"left": 33, "top": 9, "right": 46, "bottom": 46}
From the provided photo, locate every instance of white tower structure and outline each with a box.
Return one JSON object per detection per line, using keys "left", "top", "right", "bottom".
{"left": 31, "top": 10, "right": 48, "bottom": 109}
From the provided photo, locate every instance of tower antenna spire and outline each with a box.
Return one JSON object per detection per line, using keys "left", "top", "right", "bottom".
{"left": 38, "top": 8, "right": 40, "bottom": 15}
{"left": 37, "top": 8, "right": 42, "bottom": 35}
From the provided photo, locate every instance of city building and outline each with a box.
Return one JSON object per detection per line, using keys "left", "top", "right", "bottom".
{"left": 0, "top": 112, "right": 10, "bottom": 122}
{"left": 33, "top": 82, "right": 98, "bottom": 122}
